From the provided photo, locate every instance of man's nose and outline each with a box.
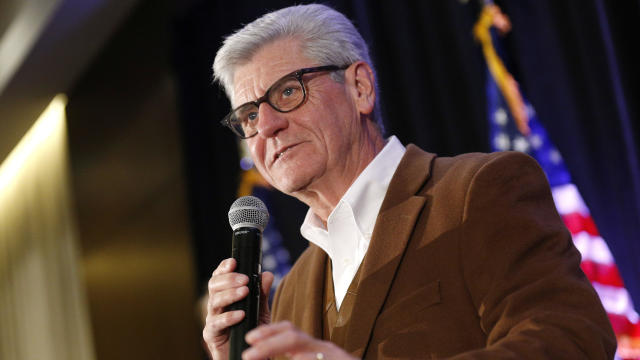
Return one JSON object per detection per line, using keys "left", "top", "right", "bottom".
{"left": 256, "top": 103, "right": 287, "bottom": 138}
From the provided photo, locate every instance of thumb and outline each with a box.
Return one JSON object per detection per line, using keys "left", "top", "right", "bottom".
{"left": 261, "top": 271, "right": 275, "bottom": 298}
{"left": 259, "top": 272, "right": 274, "bottom": 325}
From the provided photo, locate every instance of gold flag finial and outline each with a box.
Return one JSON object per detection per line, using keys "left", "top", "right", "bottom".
{"left": 473, "top": 4, "right": 530, "bottom": 135}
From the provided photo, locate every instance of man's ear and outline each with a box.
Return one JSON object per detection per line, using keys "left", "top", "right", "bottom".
{"left": 347, "top": 61, "right": 376, "bottom": 116}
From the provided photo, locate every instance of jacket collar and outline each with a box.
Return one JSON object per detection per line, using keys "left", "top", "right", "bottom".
{"left": 342, "top": 145, "right": 435, "bottom": 357}
{"left": 284, "top": 145, "right": 436, "bottom": 354}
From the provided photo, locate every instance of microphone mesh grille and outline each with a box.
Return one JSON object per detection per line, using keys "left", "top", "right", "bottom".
{"left": 228, "top": 196, "right": 269, "bottom": 230}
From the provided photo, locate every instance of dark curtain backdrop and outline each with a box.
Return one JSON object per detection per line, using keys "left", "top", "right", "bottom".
{"left": 172, "top": 0, "right": 640, "bottom": 306}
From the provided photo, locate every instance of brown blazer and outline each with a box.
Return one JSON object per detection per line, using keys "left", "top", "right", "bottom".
{"left": 271, "top": 145, "right": 616, "bottom": 359}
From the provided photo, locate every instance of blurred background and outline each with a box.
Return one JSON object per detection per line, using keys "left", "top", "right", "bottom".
{"left": 0, "top": 0, "right": 638, "bottom": 359}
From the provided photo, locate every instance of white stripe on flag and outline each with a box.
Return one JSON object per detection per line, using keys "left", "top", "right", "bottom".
{"left": 592, "top": 282, "right": 640, "bottom": 322}
{"left": 572, "top": 231, "right": 615, "bottom": 265}
{"left": 551, "top": 183, "right": 590, "bottom": 215}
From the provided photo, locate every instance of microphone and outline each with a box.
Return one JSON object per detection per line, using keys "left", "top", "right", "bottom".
{"left": 227, "top": 196, "right": 269, "bottom": 360}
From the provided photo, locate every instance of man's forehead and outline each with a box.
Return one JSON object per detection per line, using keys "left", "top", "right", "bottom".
{"left": 231, "top": 38, "right": 314, "bottom": 106}
{"left": 233, "top": 59, "right": 292, "bottom": 101}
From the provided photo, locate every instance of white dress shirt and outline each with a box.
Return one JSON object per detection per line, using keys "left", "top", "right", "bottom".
{"left": 300, "top": 136, "right": 406, "bottom": 309}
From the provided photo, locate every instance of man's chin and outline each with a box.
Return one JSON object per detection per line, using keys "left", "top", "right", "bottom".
{"left": 275, "top": 178, "right": 313, "bottom": 197}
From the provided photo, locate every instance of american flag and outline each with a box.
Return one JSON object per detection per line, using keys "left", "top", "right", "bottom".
{"left": 477, "top": 4, "right": 640, "bottom": 357}
{"left": 236, "top": 160, "right": 292, "bottom": 300}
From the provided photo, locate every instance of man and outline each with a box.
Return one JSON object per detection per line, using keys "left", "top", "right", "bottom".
{"left": 203, "top": 4, "right": 616, "bottom": 360}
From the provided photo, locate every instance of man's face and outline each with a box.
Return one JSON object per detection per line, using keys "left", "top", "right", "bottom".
{"left": 232, "top": 38, "right": 362, "bottom": 196}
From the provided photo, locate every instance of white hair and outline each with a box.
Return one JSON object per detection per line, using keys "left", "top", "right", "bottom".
{"left": 213, "top": 3, "right": 384, "bottom": 134}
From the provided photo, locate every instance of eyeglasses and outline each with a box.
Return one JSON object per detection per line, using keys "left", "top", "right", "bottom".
{"left": 220, "top": 64, "right": 350, "bottom": 139}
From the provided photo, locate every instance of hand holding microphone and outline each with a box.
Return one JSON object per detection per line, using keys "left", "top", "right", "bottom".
{"left": 203, "top": 196, "right": 359, "bottom": 360}
{"left": 202, "top": 196, "right": 274, "bottom": 360}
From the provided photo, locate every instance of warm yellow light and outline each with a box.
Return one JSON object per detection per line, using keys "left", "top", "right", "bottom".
{"left": 0, "top": 93, "right": 96, "bottom": 359}
{"left": 0, "top": 94, "right": 67, "bottom": 192}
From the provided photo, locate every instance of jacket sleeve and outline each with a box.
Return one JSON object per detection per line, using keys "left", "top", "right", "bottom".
{"left": 453, "top": 151, "right": 616, "bottom": 359}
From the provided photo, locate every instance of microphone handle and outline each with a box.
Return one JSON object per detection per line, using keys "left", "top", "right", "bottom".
{"left": 229, "top": 227, "right": 263, "bottom": 360}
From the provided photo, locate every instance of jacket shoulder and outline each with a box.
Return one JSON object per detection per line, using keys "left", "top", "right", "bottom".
{"left": 432, "top": 150, "right": 539, "bottom": 178}
{"left": 423, "top": 150, "right": 542, "bottom": 195}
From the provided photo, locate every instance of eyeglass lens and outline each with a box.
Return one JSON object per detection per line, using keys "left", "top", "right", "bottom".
{"left": 231, "top": 75, "right": 304, "bottom": 138}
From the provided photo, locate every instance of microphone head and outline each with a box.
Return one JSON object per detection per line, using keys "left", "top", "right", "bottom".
{"left": 228, "top": 196, "right": 269, "bottom": 231}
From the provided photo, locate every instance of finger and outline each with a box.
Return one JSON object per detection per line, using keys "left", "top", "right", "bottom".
{"left": 208, "top": 272, "right": 249, "bottom": 294}
{"left": 246, "top": 321, "right": 294, "bottom": 344}
{"left": 204, "top": 310, "right": 245, "bottom": 338}
{"left": 243, "top": 326, "right": 312, "bottom": 360}
{"left": 212, "top": 258, "right": 236, "bottom": 276}
{"left": 209, "top": 286, "right": 250, "bottom": 312}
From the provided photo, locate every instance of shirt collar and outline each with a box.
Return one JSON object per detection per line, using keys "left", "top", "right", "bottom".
{"left": 300, "top": 136, "right": 406, "bottom": 253}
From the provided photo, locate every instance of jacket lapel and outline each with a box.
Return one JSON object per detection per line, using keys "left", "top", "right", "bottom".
{"left": 343, "top": 145, "right": 436, "bottom": 357}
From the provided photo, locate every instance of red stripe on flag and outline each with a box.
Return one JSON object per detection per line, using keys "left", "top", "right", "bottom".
{"left": 608, "top": 313, "right": 640, "bottom": 337}
{"left": 610, "top": 312, "right": 640, "bottom": 360}
{"left": 581, "top": 260, "right": 626, "bottom": 287}
{"left": 562, "top": 212, "right": 599, "bottom": 236}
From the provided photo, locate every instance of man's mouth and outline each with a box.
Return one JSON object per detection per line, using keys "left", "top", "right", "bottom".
{"left": 276, "top": 147, "right": 291, "bottom": 159}
{"left": 273, "top": 144, "right": 295, "bottom": 163}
